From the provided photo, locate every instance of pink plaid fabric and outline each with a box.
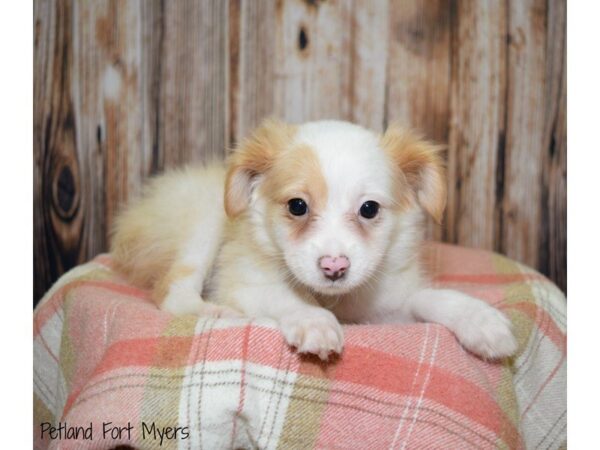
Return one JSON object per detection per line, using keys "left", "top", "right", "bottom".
{"left": 33, "top": 242, "right": 566, "bottom": 449}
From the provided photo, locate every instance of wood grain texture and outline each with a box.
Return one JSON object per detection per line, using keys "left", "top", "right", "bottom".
{"left": 34, "top": 0, "right": 65, "bottom": 302}
{"left": 139, "top": 0, "right": 166, "bottom": 175}
{"left": 230, "top": 0, "right": 278, "bottom": 142}
{"left": 33, "top": 0, "right": 567, "bottom": 303}
{"left": 232, "top": 0, "right": 389, "bottom": 140}
{"left": 545, "top": 60, "right": 566, "bottom": 292}
{"left": 158, "top": 0, "right": 229, "bottom": 167}
{"left": 72, "top": 0, "right": 145, "bottom": 248}
{"left": 502, "top": 0, "right": 566, "bottom": 292}
{"left": 502, "top": 0, "right": 547, "bottom": 268}
{"left": 540, "top": 0, "right": 567, "bottom": 292}
{"left": 386, "top": 0, "right": 451, "bottom": 240}
{"left": 342, "top": 0, "right": 389, "bottom": 131}
{"left": 273, "top": 0, "right": 352, "bottom": 122}
{"left": 387, "top": 0, "right": 451, "bottom": 141}
{"left": 446, "top": 0, "right": 507, "bottom": 251}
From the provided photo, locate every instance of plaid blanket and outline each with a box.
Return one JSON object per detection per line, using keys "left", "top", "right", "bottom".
{"left": 33, "top": 242, "right": 566, "bottom": 450}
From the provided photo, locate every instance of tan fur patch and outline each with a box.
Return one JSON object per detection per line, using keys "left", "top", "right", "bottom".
{"left": 225, "top": 119, "right": 297, "bottom": 217}
{"left": 261, "top": 144, "right": 328, "bottom": 239}
{"left": 111, "top": 206, "right": 181, "bottom": 292}
{"left": 381, "top": 125, "right": 447, "bottom": 223}
{"left": 110, "top": 165, "right": 226, "bottom": 306}
{"left": 263, "top": 145, "right": 328, "bottom": 210}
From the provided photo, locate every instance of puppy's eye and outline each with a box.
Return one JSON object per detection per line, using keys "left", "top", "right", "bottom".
{"left": 288, "top": 198, "right": 308, "bottom": 216}
{"left": 359, "top": 201, "right": 380, "bottom": 219}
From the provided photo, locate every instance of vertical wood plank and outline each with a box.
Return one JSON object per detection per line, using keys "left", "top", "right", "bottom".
{"left": 386, "top": 0, "right": 451, "bottom": 239}
{"left": 342, "top": 0, "right": 389, "bottom": 131}
{"left": 71, "top": 0, "right": 144, "bottom": 249}
{"left": 139, "top": 0, "right": 165, "bottom": 175}
{"left": 34, "top": 0, "right": 73, "bottom": 302}
{"left": 540, "top": 0, "right": 567, "bottom": 292}
{"left": 231, "top": 0, "right": 278, "bottom": 142}
{"left": 33, "top": 0, "right": 146, "bottom": 302}
{"left": 228, "top": 0, "right": 242, "bottom": 146}
{"left": 502, "top": 0, "right": 566, "bottom": 293}
{"left": 446, "top": 0, "right": 507, "bottom": 250}
{"left": 386, "top": 0, "right": 451, "bottom": 141}
{"left": 273, "top": 0, "right": 352, "bottom": 123}
{"left": 70, "top": 0, "right": 104, "bottom": 257}
{"left": 544, "top": 60, "right": 566, "bottom": 292}
{"left": 501, "top": 0, "right": 547, "bottom": 268}
{"left": 158, "top": 0, "right": 229, "bottom": 167}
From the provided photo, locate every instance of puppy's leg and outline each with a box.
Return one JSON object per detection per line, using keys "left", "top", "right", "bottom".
{"left": 155, "top": 264, "right": 239, "bottom": 318}
{"left": 406, "top": 288, "right": 517, "bottom": 359}
{"left": 227, "top": 284, "right": 343, "bottom": 360}
{"left": 155, "top": 226, "right": 240, "bottom": 318}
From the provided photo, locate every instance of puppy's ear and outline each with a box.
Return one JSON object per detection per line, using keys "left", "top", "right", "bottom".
{"left": 381, "top": 125, "right": 447, "bottom": 223}
{"left": 225, "top": 119, "right": 296, "bottom": 218}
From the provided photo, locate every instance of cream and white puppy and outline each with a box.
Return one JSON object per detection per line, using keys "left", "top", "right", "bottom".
{"left": 111, "top": 119, "right": 517, "bottom": 360}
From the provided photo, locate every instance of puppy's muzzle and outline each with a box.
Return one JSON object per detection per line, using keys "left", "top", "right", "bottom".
{"left": 319, "top": 255, "right": 350, "bottom": 281}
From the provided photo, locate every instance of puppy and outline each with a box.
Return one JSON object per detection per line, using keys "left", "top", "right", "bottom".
{"left": 111, "top": 119, "right": 517, "bottom": 360}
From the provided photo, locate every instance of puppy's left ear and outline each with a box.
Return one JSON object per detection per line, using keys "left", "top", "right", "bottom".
{"left": 381, "top": 125, "right": 447, "bottom": 223}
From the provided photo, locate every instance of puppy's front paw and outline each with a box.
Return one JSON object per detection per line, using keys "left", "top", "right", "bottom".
{"left": 280, "top": 309, "right": 344, "bottom": 361}
{"left": 453, "top": 304, "right": 517, "bottom": 360}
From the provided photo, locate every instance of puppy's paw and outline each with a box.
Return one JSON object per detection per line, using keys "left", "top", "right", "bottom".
{"left": 453, "top": 304, "right": 517, "bottom": 360}
{"left": 280, "top": 309, "right": 344, "bottom": 361}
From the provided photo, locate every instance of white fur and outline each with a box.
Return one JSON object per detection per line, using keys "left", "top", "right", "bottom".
{"left": 112, "top": 120, "right": 517, "bottom": 361}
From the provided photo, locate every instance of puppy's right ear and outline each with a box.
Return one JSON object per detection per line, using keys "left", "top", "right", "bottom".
{"left": 225, "top": 119, "right": 295, "bottom": 218}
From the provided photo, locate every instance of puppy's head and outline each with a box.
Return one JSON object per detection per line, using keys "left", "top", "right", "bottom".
{"left": 225, "top": 119, "right": 446, "bottom": 295}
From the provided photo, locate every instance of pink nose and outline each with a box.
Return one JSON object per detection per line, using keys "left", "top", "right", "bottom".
{"left": 319, "top": 256, "right": 350, "bottom": 281}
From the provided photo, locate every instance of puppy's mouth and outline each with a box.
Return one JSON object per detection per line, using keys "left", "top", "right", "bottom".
{"left": 308, "top": 275, "right": 358, "bottom": 296}
{"left": 285, "top": 258, "right": 365, "bottom": 295}
{"left": 315, "top": 284, "right": 353, "bottom": 296}
{"left": 287, "top": 270, "right": 355, "bottom": 295}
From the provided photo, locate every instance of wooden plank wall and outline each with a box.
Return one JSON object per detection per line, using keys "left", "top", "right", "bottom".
{"left": 33, "top": 0, "right": 567, "bottom": 303}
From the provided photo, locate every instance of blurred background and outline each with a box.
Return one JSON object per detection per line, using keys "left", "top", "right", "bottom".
{"left": 33, "top": 0, "right": 566, "bottom": 305}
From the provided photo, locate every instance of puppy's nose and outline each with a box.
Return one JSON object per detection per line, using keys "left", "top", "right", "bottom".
{"left": 319, "top": 255, "right": 350, "bottom": 281}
